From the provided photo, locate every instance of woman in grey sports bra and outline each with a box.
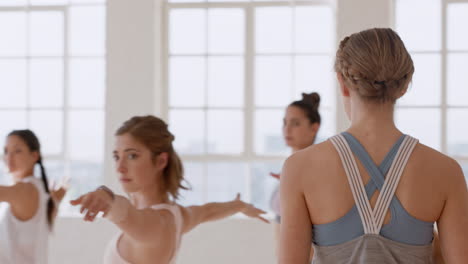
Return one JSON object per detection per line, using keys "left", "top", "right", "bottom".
{"left": 279, "top": 28, "right": 468, "bottom": 264}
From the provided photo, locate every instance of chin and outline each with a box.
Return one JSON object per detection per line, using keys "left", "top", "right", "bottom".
{"left": 121, "top": 184, "right": 138, "bottom": 193}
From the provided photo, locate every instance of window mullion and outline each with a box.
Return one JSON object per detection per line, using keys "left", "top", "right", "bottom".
{"left": 441, "top": 0, "right": 448, "bottom": 154}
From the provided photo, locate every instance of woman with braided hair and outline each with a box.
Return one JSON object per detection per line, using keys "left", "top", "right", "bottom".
{"left": 279, "top": 28, "right": 468, "bottom": 264}
{"left": 0, "top": 129, "right": 67, "bottom": 264}
{"left": 70, "top": 115, "right": 268, "bottom": 264}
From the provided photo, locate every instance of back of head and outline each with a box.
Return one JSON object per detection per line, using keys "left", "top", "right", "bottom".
{"left": 290, "top": 92, "right": 321, "bottom": 124}
{"left": 334, "top": 28, "right": 414, "bottom": 103}
{"left": 116, "top": 115, "right": 188, "bottom": 200}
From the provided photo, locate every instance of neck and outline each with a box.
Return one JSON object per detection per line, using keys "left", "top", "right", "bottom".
{"left": 347, "top": 98, "right": 401, "bottom": 139}
{"left": 12, "top": 170, "right": 34, "bottom": 183}
{"left": 130, "top": 181, "right": 170, "bottom": 209}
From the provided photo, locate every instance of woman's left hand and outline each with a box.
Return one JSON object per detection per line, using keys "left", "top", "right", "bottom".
{"left": 235, "top": 193, "right": 270, "bottom": 224}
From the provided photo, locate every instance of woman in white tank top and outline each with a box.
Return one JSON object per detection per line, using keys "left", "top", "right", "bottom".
{"left": 0, "top": 130, "right": 67, "bottom": 264}
{"left": 71, "top": 115, "right": 269, "bottom": 264}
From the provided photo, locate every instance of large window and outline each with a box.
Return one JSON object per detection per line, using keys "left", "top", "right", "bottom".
{"left": 395, "top": 0, "right": 468, "bottom": 179}
{"left": 0, "top": 0, "right": 106, "bottom": 214}
{"left": 164, "top": 0, "right": 336, "bottom": 210}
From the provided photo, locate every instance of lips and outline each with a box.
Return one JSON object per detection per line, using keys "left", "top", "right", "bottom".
{"left": 119, "top": 178, "right": 132, "bottom": 183}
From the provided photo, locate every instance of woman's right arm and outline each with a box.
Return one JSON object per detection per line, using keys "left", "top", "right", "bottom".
{"left": 0, "top": 183, "right": 39, "bottom": 220}
{"left": 180, "top": 194, "right": 268, "bottom": 233}
{"left": 71, "top": 190, "right": 176, "bottom": 245}
{"left": 437, "top": 160, "right": 468, "bottom": 264}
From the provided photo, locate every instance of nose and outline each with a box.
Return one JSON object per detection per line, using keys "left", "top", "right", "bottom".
{"left": 116, "top": 159, "right": 127, "bottom": 174}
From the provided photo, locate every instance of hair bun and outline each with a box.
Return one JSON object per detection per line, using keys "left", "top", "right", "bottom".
{"left": 301, "top": 92, "right": 320, "bottom": 110}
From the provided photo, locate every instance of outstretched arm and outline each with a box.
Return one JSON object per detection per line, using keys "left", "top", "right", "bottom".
{"left": 70, "top": 188, "right": 175, "bottom": 245}
{"left": 180, "top": 193, "right": 269, "bottom": 233}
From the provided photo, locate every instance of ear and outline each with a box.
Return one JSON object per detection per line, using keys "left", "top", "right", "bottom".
{"left": 311, "top": 122, "right": 320, "bottom": 134}
{"left": 156, "top": 152, "right": 169, "bottom": 171}
{"left": 337, "top": 73, "right": 350, "bottom": 98}
{"left": 31, "top": 151, "right": 40, "bottom": 163}
{"left": 397, "top": 83, "right": 410, "bottom": 99}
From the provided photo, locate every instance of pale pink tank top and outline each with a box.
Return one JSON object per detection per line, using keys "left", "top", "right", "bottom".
{"left": 103, "top": 204, "right": 184, "bottom": 264}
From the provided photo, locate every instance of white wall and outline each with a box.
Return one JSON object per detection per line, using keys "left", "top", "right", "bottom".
{"left": 49, "top": 0, "right": 393, "bottom": 263}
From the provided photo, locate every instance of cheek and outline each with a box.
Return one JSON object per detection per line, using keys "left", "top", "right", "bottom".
{"left": 131, "top": 162, "right": 157, "bottom": 183}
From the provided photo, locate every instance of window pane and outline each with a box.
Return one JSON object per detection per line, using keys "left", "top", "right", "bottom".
{"left": 30, "top": 59, "right": 64, "bottom": 108}
{"left": 170, "top": 9, "right": 206, "bottom": 54}
{"left": 178, "top": 162, "right": 204, "bottom": 206}
{"left": 460, "top": 162, "right": 468, "bottom": 184}
{"left": 315, "top": 108, "right": 335, "bottom": 143}
{"left": 0, "top": 111, "right": 27, "bottom": 148}
{"left": 294, "top": 55, "right": 334, "bottom": 108}
{"left": 207, "top": 110, "right": 243, "bottom": 154}
{"left": 395, "top": 108, "right": 441, "bottom": 150}
{"left": 256, "top": 7, "right": 292, "bottom": 53}
{"left": 255, "top": 109, "right": 288, "bottom": 155}
{"left": 447, "top": 53, "right": 468, "bottom": 106}
{"left": 0, "top": 0, "right": 27, "bottom": 6}
{"left": 42, "top": 160, "right": 65, "bottom": 187}
{"left": 69, "top": 6, "right": 105, "bottom": 56}
{"left": 30, "top": 11, "right": 64, "bottom": 56}
{"left": 399, "top": 54, "right": 441, "bottom": 106}
{"left": 169, "top": 57, "right": 205, "bottom": 107}
{"left": 207, "top": 56, "right": 243, "bottom": 107}
{"left": 69, "top": 58, "right": 105, "bottom": 108}
{"left": 250, "top": 162, "right": 283, "bottom": 212}
{"left": 68, "top": 110, "right": 104, "bottom": 161}
{"left": 30, "top": 0, "right": 67, "bottom": 5}
{"left": 29, "top": 110, "right": 63, "bottom": 155}
{"left": 208, "top": 9, "right": 244, "bottom": 54}
{"left": 169, "top": 110, "right": 205, "bottom": 154}
{"left": 205, "top": 162, "right": 247, "bottom": 203}
{"left": 447, "top": 4, "right": 468, "bottom": 51}
{"left": 0, "top": 12, "right": 26, "bottom": 56}
{"left": 396, "top": 0, "right": 441, "bottom": 51}
{"left": 295, "top": 6, "right": 334, "bottom": 53}
{"left": 447, "top": 109, "right": 468, "bottom": 156}
{"left": 0, "top": 59, "right": 27, "bottom": 107}
{"left": 255, "top": 56, "right": 291, "bottom": 107}
{"left": 63, "top": 161, "right": 103, "bottom": 215}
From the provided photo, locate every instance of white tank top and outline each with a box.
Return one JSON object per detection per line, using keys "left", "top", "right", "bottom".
{"left": 103, "top": 204, "right": 184, "bottom": 264}
{"left": 0, "top": 176, "right": 50, "bottom": 264}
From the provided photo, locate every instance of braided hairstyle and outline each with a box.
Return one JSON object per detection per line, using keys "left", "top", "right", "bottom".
{"left": 334, "top": 28, "right": 414, "bottom": 103}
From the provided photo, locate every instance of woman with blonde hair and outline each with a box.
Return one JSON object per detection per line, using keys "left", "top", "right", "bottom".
{"left": 71, "top": 115, "right": 268, "bottom": 264}
{"left": 279, "top": 28, "right": 468, "bottom": 264}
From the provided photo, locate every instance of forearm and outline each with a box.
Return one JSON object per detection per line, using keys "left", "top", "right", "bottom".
{"left": 105, "top": 195, "right": 132, "bottom": 225}
{"left": 200, "top": 200, "right": 245, "bottom": 223}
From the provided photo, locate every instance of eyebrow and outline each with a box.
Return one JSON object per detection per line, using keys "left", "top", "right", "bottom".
{"left": 113, "top": 148, "right": 141, "bottom": 154}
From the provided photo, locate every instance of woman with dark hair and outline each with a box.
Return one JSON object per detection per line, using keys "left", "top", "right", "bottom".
{"left": 71, "top": 115, "right": 268, "bottom": 264}
{"left": 269, "top": 92, "right": 321, "bottom": 260}
{"left": 0, "top": 129, "right": 66, "bottom": 264}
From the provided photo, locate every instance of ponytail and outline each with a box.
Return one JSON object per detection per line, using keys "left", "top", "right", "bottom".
{"left": 38, "top": 159, "right": 55, "bottom": 229}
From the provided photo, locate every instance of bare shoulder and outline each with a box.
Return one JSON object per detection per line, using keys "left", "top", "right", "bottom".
{"left": 411, "top": 143, "right": 465, "bottom": 186}
{"left": 282, "top": 140, "right": 337, "bottom": 183}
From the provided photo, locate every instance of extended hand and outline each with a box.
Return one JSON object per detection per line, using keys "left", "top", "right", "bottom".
{"left": 270, "top": 172, "right": 280, "bottom": 180}
{"left": 70, "top": 189, "right": 113, "bottom": 222}
{"left": 235, "top": 193, "right": 269, "bottom": 224}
